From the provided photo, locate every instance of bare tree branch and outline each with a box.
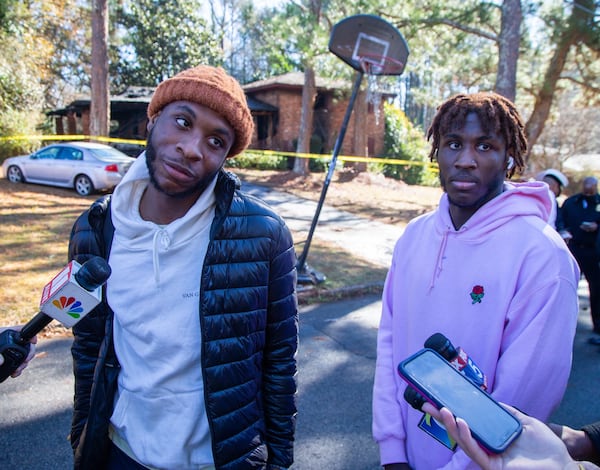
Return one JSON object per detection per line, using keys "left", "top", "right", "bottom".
{"left": 417, "top": 18, "right": 498, "bottom": 42}
{"left": 563, "top": 75, "right": 600, "bottom": 93}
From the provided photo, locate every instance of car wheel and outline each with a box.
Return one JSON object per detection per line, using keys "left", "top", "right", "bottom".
{"left": 7, "top": 165, "right": 24, "bottom": 183}
{"left": 74, "top": 174, "right": 94, "bottom": 196}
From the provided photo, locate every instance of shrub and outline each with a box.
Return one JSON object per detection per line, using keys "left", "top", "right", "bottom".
{"left": 371, "top": 102, "right": 437, "bottom": 186}
{"left": 0, "top": 108, "right": 42, "bottom": 161}
{"left": 308, "top": 156, "right": 328, "bottom": 173}
{"left": 226, "top": 151, "right": 289, "bottom": 170}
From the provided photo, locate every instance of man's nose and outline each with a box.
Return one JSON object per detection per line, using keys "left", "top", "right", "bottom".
{"left": 455, "top": 147, "right": 477, "bottom": 168}
{"left": 177, "top": 135, "right": 203, "bottom": 160}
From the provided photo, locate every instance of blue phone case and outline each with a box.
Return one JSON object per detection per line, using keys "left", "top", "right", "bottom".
{"left": 398, "top": 348, "right": 522, "bottom": 454}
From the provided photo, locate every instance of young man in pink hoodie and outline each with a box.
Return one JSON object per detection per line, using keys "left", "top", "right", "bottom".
{"left": 372, "top": 92, "right": 580, "bottom": 470}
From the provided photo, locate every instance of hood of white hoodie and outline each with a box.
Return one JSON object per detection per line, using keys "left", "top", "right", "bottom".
{"left": 109, "top": 151, "right": 217, "bottom": 284}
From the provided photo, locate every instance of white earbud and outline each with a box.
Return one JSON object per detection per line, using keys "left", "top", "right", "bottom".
{"left": 506, "top": 156, "right": 514, "bottom": 170}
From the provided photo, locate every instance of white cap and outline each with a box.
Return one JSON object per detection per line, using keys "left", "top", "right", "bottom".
{"left": 539, "top": 169, "right": 568, "bottom": 188}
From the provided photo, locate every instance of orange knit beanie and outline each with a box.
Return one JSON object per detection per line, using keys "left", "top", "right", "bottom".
{"left": 147, "top": 65, "right": 254, "bottom": 157}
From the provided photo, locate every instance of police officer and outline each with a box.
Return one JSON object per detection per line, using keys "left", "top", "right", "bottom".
{"left": 560, "top": 176, "right": 600, "bottom": 344}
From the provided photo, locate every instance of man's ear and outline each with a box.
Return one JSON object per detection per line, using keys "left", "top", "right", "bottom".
{"left": 147, "top": 115, "right": 158, "bottom": 132}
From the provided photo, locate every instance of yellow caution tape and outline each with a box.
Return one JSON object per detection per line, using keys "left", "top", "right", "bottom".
{"left": 0, "top": 134, "right": 437, "bottom": 170}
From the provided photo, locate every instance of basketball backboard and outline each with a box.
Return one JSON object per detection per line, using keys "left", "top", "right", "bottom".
{"left": 329, "top": 14, "right": 409, "bottom": 76}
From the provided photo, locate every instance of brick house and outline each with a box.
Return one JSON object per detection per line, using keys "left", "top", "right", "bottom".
{"left": 48, "top": 86, "right": 153, "bottom": 156}
{"left": 48, "top": 71, "right": 390, "bottom": 158}
{"left": 242, "top": 71, "right": 389, "bottom": 158}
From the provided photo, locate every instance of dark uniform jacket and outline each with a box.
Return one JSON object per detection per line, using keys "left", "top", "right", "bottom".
{"left": 559, "top": 192, "right": 600, "bottom": 250}
{"left": 582, "top": 421, "right": 600, "bottom": 465}
{"left": 68, "top": 170, "right": 298, "bottom": 470}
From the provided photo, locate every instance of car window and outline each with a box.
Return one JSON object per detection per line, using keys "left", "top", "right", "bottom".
{"left": 68, "top": 149, "right": 83, "bottom": 161}
{"left": 56, "top": 147, "right": 83, "bottom": 160}
{"left": 35, "top": 147, "right": 61, "bottom": 160}
{"left": 89, "top": 147, "right": 130, "bottom": 161}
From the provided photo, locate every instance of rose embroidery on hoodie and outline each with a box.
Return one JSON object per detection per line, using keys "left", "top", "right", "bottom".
{"left": 470, "top": 285, "right": 484, "bottom": 304}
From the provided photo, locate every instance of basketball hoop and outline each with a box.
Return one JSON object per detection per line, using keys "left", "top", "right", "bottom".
{"left": 329, "top": 14, "right": 409, "bottom": 76}
{"left": 296, "top": 15, "right": 410, "bottom": 284}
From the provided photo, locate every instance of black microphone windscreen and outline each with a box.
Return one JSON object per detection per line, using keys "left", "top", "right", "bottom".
{"left": 74, "top": 257, "right": 111, "bottom": 291}
{"left": 424, "top": 332, "right": 458, "bottom": 360}
{"left": 403, "top": 386, "right": 426, "bottom": 411}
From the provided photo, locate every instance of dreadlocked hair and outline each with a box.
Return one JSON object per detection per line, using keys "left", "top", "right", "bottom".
{"left": 426, "top": 92, "right": 528, "bottom": 178}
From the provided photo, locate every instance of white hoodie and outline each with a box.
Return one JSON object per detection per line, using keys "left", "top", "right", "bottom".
{"left": 107, "top": 153, "right": 216, "bottom": 469}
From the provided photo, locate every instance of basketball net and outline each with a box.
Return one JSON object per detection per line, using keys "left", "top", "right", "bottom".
{"left": 359, "top": 57, "right": 386, "bottom": 125}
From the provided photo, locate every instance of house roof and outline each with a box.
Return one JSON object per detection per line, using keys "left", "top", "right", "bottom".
{"left": 242, "top": 71, "right": 349, "bottom": 93}
{"left": 47, "top": 72, "right": 372, "bottom": 118}
{"left": 47, "top": 86, "right": 155, "bottom": 117}
{"left": 47, "top": 85, "right": 277, "bottom": 116}
{"left": 112, "top": 86, "right": 156, "bottom": 102}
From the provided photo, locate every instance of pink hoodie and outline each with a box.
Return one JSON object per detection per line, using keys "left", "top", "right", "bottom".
{"left": 372, "top": 181, "right": 580, "bottom": 470}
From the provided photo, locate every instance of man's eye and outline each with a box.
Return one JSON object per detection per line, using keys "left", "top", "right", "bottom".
{"left": 478, "top": 143, "right": 491, "bottom": 151}
{"left": 175, "top": 117, "right": 190, "bottom": 128}
{"left": 209, "top": 137, "right": 224, "bottom": 148}
{"left": 448, "top": 142, "right": 460, "bottom": 150}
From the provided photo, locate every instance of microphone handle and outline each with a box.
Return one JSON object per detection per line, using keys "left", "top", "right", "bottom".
{"left": 0, "top": 314, "right": 48, "bottom": 382}
{"left": 18, "top": 312, "right": 53, "bottom": 342}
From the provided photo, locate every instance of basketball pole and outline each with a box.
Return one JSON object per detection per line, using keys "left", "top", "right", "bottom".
{"left": 296, "top": 70, "right": 364, "bottom": 285}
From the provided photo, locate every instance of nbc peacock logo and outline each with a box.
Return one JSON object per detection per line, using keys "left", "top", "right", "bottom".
{"left": 52, "top": 296, "right": 84, "bottom": 319}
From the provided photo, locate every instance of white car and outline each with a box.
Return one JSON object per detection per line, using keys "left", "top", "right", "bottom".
{"left": 2, "top": 142, "right": 137, "bottom": 196}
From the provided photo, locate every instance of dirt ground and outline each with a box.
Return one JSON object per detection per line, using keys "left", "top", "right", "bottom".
{"left": 233, "top": 167, "right": 443, "bottom": 227}
{"left": 0, "top": 169, "right": 442, "bottom": 332}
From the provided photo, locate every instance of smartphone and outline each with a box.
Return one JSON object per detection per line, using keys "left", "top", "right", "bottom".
{"left": 398, "top": 348, "right": 522, "bottom": 454}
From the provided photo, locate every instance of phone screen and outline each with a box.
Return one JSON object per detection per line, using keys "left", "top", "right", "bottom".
{"left": 398, "top": 349, "right": 522, "bottom": 453}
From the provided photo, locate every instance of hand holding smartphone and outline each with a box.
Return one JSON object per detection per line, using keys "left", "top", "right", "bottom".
{"left": 398, "top": 348, "right": 522, "bottom": 454}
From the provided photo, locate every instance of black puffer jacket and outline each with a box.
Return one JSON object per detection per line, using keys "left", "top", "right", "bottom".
{"left": 68, "top": 171, "right": 298, "bottom": 470}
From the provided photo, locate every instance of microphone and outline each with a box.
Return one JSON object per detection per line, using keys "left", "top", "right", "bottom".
{"left": 424, "top": 332, "right": 488, "bottom": 390}
{"left": 0, "top": 257, "right": 111, "bottom": 382}
{"left": 404, "top": 385, "right": 427, "bottom": 411}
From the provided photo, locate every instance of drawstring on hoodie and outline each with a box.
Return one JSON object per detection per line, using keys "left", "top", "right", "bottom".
{"left": 429, "top": 227, "right": 450, "bottom": 292}
{"left": 109, "top": 152, "right": 217, "bottom": 288}
{"left": 152, "top": 229, "right": 171, "bottom": 284}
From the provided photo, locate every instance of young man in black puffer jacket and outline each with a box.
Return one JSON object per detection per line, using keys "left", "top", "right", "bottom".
{"left": 68, "top": 65, "right": 298, "bottom": 470}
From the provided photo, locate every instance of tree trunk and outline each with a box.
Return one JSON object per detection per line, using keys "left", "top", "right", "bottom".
{"left": 495, "top": 0, "right": 521, "bottom": 102}
{"left": 347, "top": 88, "right": 367, "bottom": 172}
{"left": 293, "top": 67, "right": 316, "bottom": 175}
{"left": 525, "top": 0, "right": 591, "bottom": 149}
{"left": 90, "top": 0, "right": 109, "bottom": 137}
